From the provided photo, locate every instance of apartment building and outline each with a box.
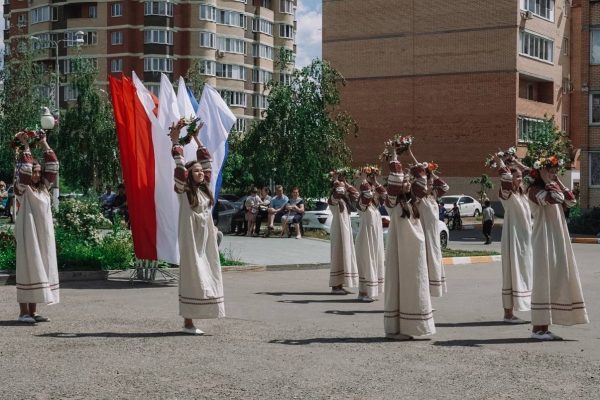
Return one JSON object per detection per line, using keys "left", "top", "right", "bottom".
{"left": 323, "top": 0, "right": 581, "bottom": 201}
{"left": 571, "top": 0, "right": 600, "bottom": 207}
{"left": 2, "top": 0, "right": 297, "bottom": 133}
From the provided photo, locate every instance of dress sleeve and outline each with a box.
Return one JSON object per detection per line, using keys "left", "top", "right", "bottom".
{"left": 196, "top": 145, "right": 213, "bottom": 184}
{"left": 385, "top": 159, "right": 403, "bottom": 208}
{"left": 528, "top": 182, "right": 566, "bottom": 206}
{"left": 172, "top": 144, "right": 187, "bottom": 194}
{"left": 358, "top": 181, "right": 373, "bottom": 212}
{"left": 498, "top": 166, "right": 513, "bottom": 200}
{"left": 346, "top": 183, "right": 359, "bottom": 204}
{"left": 410, "top": 165, "right": 428, "bottom": 199}
{"left": 14, "top": 150, "right": 34, "bottom": 196}
{"left": 328, "top": 181, "right": 346, "bottom": 206}
{"left": 374, "top": 184, "right": 387, "bottom": 207}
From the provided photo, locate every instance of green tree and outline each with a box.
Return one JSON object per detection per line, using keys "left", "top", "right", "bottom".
{"left": 522, "top": 117, "right": 571, "bottom": 173}
{"left": 58, "top": 58, "right": 120, "bottom": 192}
{"left": 220, "top": 132, "right": 255, "bottom": 195}
{"left": 238, "top": 59, "right": 357, "bottom": 198}
{"left": 184, "top": 59, "right": 207, "bottom": 99}
{"left": 0, "top": 38, "right": 52, "bottom": 181}
{"left": 470, "top": 174, "right": 494, "bottom": 204}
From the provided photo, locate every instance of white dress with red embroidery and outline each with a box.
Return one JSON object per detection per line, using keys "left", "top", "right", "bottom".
{"left": 497, "top": 166, "right": 532, "bottom": 311}
{"left": 528, "top": 182, "right": 588, "bottom": 326}
{"left": 328, "top": 181, "right": 359, "bottom": 288}
{"left": 355, "top": 180, "right": 386, "bottom": 297}
{"left": 173, "top": 144, "right": 225, "bottom": 319}
{"left": 383, "top": 159, "right": 435, "bottom": 337}
{"left": 14, "top": 149, "right": 60, "bottom": 304}
{"left": 411, "top": 165, "right": 449, "bottom": 297}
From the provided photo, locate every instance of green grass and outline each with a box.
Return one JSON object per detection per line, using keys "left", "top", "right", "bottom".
{"left": 442, "top": 248, "right": 500, "bottom": 257}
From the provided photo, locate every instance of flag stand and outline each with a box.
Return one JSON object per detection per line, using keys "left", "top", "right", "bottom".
{"left": 127, "top": 259, "right": 178, "bottom": 285}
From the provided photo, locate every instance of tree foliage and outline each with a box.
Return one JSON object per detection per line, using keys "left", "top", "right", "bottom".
{"left": 0, "top": 39, "right": 52, "bottom": 182}
{"left": 237, "top": 59, "right": 357, "bottom": 198}
{"left": 58, "top": 58, "right": 120, "bottom": 192}
{"left": 469, "top": 174, "right": 494, "bottom": 203}
{"left": 522, "top": 117, "right": 572, "bottom": 173}
{"left": 220, "top": 132, "right": 254, "bottom": 195}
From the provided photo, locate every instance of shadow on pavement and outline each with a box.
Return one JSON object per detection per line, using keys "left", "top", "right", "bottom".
{"left": 435, "top": 321, "right": 525, "bottom": 328}
{"left": 60, "top": 280, "right": 176, "bottom": 290}
{"left": 278, "top": 299, "right": 362, "bottom": 304}
{"left": 324, "top": 310, "right": 383, "bottom": 315}
{"left": 0, "top": 320, "right": 37, "bottom": 327}
{"left": 433, "top": 338, "right": 576, "bottom": 347}
{"left": 269, "top": 337, "right": 423, "bottom": 345}
{"left": 256, "top": 291, "right": 335, "bottom": 296}
{"left": 36, "top": 331, "right": 208, "bottom": 338}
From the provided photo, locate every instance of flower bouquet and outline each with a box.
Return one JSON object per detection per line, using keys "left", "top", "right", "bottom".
{"left": 11, "top": 129, "right": 47, "bottom": 151}
{"left": 359, "top": 164, "right": 381, "bottom": 177}
{"left": 379, "top": 134, "right": 414, "bottom": 161}
{"left": 484, "top": 146, "right": 517, "bottom": 168}
{"left": 168, "top": 116, "right": 204, "bottom": 146}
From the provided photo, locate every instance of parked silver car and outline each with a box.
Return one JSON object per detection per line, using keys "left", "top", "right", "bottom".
{"left": 439, "top": 195, "right": 482, "bottom": 217}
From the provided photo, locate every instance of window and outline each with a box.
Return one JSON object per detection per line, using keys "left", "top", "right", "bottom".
{"left": 279, "top": 24, "right": 294, "bottom": 39}
{"left": 200, "top": 4, "right": 216, "bottom": 21}
{"left": 89, "top": 5, "right": 97, "bottom": 18}
{"left": 253, "top": 94, "right": 268, "bottom": 109}
{"left": 561, "top": 115, "right": 568, "bottom": 134}
{"left": 518, "top": 116, "right": 545, "bottom": 142}
{"left": 217, "top": 37, "right": 246, "bottom": 54}
{"left": 64, "top": 86, "right": 79, "bottom": 101}
{"left": 279, "top": 72, "right": 292, "bottom": 85}
{"left": 111, "top": 31, "right": 123, "bottom": 45}
{"left": 31, "top": 33, "right": 56, "bottom": 50}
{"left": 146, "top": 84, "right": 160, "bottom": 97}
{"left": 199, "top": 32, "right": 216, "bottom": 48}
{"left": 62, "top": 58, "right": 98, "bottom": 74}
{"left": 219, "top": 90, "right": 247, "bottom": 107}
{"left": 216, "top": 10, "right": 246, "bottom": 28}
{"left": 4, "top": 16, "right": 10, "bottom": 30}
{"left": 144, "top": 1, "right": 173, "bottom": 17}
{"left": 563, "top": 37, "right": 568, "bottom": 56}
{"left": 252, "top": 18, "right": 273, "bottom": 35}
{"left": 591, "top": 30, "right": 600, "bottom": 65}
{"left": 17, "top": 14, "right": 27, "bottom": 27}
{"left": 111, "top": 59, "right": 123, "bottom": 73}
{"left": 590, "top": 152, "right": 600, "bottom": 188}
{"left": 252, "top": 43, "right": 274, "bottom": 60}
{"left": 200, "top": 60, "right": 216, "bottom": 76}
{"left": 216, "top": 64, "right": 246, "bottom": 80}
{"left": 252, "top": 68, "right": 273, "bottom": 83}
{"left": 280, "top": 0, "right": 294, "bottom": 14}
{"left": 520, "top": 31, "right": 554, "bottom": 63}
{"left": 145, "top": 29, "right": 174, "bottom": 45}
{"left": 30, "top": 6, "right": 55, "bottom": 24}
{"left": 232, "top": 118, "right": 247, "bottom": 133}
{"left": 144, "top": 57, "right": 173, "bottom": 72}
{"left": 521, "top": 0, "right": 554, "bottom": 21}
{"left": 590, "top": 93, "right": 600, "bottom": 125}
{"left": 65, "top": 31, "right": 97, "bottom": 47}
{"left": 111, "top": 3, "right": 123, "bottom": 17}
{"left": 258, "top": 0, "right": 272, "bottom": 8}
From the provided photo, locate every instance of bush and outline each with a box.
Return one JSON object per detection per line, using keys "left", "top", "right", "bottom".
{"left": 0, "top": 230, "right": 16, "bottom": 271}
{"left": 55, "top": 197, "right": 111, "bottom": 243}
{"left": 568, "top": 207, "right": 600, "bottom": 236}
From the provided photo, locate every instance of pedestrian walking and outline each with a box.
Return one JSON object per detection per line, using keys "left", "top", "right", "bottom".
{"left": 482, "top": 200, "right": 495, "bottom": 245}
{"left": 355, "top": 165, "right": 386, "bottom": 302}
{"left": 13, "top": 131, "right": 60, "bottom": 324}
{"left": 493, "top": 153, "right": 532, "bottom": 324}
{"left": 383, "top": 143, "right": 435, "bottom": 340}
{"left": 527, "top": 159, "right": 588, "bottom": 340}
{"left": 170, "top": 120, "right": 225, "bottom": 335}
{"left": 328, "top": 170, "right": 359, "bottom": 294}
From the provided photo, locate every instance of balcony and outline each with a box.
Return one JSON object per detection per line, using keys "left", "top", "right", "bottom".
{"left": 518, "top": 73, "right": 553, "bottom": 105}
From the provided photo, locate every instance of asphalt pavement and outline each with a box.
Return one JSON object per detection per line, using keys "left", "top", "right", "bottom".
{"left": 1, "top": 243, "right": 599, "bottom": 399}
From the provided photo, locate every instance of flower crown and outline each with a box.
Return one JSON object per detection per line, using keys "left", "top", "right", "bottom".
{"left": 420, "top": 161, "right": 439, "bottom": 174}
{"left": 379, "top": 134, "right": 414, "bottom": 161}
{"left": 169, "top": 116, "right": 204, "bottom": 146}
{"left": 11, "top": 128, "right": 47, "bottom": 151}
{"left": 485, "top": 146, "right": 517, "bottom": 168}
{"left": 533, "top": 155, "right": 564, "bottom": 170}
{"left": 359, "top": 164, "right": 381, "bottom": 176}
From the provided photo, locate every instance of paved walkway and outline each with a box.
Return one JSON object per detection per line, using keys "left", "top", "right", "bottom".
{"left": 1, "top": 244, "right": 599, "bottom": 399}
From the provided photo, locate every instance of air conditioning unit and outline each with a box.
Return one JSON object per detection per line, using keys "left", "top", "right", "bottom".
{"left": 216, "top": 50, "right": 225, "bottom": 58}
{"left": 523, "top": 10, "right": 533, "bottom": 20}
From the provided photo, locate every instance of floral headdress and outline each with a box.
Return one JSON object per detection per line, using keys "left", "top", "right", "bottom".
{"left": 484, "top": 147, "right": 517, "bottom": 168}
{"left": 359, "top": 164, "right": 381, "bottom": 177}
{"left": 169, "top": 116, "right": 204, "bottom": 146}
{"left": 11, "top": 128, "right": 47, "bottom": 151}
{"left": 379, "top": 134, "right": 414, "bottom": 161}
{"left": 420, "top": 161, "right": 439, "bottom": 174}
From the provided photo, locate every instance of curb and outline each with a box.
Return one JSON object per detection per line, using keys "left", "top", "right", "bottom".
{"left": 443, "top": 255, "right": 502, "bottom": 265}
{"left": 571, "top": 237, "right": 600, "bottom": 244}
{"left": 0, "top": 270, "right": 108, "bottom": 285}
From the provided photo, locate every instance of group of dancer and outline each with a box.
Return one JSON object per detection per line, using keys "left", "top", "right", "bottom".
{"left": 12, "top": 122, "right": 589, "bottom": 339}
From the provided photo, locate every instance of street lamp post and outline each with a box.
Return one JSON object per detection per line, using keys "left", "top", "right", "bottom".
{"left": 30, "top": 31, "right": 85, "bottom": 210}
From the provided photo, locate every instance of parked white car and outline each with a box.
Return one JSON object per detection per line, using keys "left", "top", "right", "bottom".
{"left": 439, "top": 195, "right": 483, "bottom": 217}
{"left": 302, "top": 199, "right": 334, "bottom": 233}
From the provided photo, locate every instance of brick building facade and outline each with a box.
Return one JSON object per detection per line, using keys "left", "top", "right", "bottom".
{"left": 3, "top": 0, "right": 297, "bottom": 133}
{"left": 323, "top": 0, "right": 600, "bottom": 205}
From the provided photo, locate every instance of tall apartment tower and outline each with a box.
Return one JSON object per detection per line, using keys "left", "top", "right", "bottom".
{"left": 323, "top": 1, "right": 574, "bottom": 198}
{"left": 2, "top": 0, "right": 297, "bottom": 132}
{"left": 571, "top": 0, "right": 600, "bottom": 208}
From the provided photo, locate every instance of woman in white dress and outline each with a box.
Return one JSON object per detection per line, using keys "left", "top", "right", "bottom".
{"left": 493, "top": 154, "right": 532, "bottom": 323}
{"left": 14, "top": 131, "right": 60, "bottom": 324}
{"left": 384, "top": 147, "right": 435, "bottom": 340}
{"left": 170, "top": 122, "right": 225, "bottom": 335}
{"left": 355, "top": 166, "right": 386, "bottom": 302}
{"left": 328, "top": 171, "right": 359, "bottom": 294}
{"left": 407, "top": 148, "right": 449, "bottom": 297}
{"left": 527, "top": 163, "right": 588, "bottom": 340}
